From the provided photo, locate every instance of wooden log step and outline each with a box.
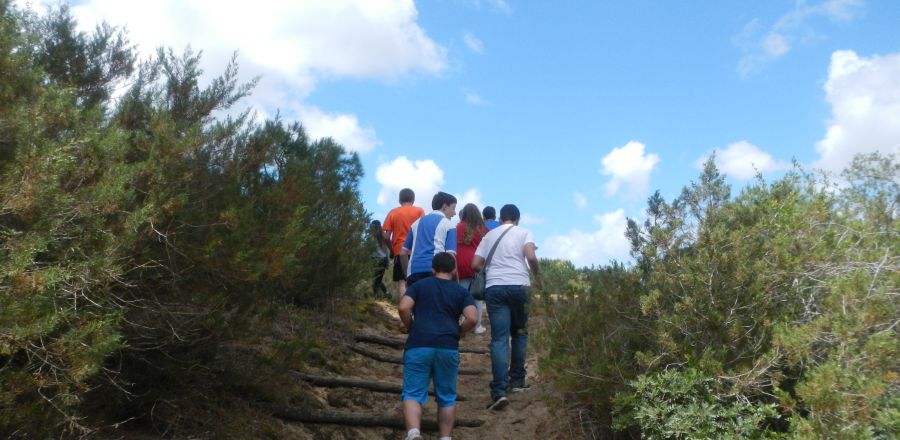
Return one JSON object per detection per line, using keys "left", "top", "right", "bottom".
{"left": 291, "top": 371, "right": 468, "bottom": 401}
{"left": 348, "top": 345, "right": 484, "bottom": 375}
{"left": 354, "top": 334, "right": 489, "bottom": 354}
{"left": 270, "top": 405, "right": 485, "bottom": 430}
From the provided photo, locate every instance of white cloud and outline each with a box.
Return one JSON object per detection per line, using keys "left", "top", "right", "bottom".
{"left": 469, "top": 0, "right": 513, "bottom": 14}
{"left": 32, "top": 0, "right": 448, "bottom": 155}
{"left": 462, "top": 31, "right": 484, "bottom": 54}
{"left": 574, "top": 192, "right": 587, "bottom": 209}
{"left": 819, "top": 0, "right": 864, "bottom": 20}
{"left": 375, "top": 156, "right": 445, "bottom": 209}
{"left": 464, "top": 89, "right": 489, "bottom": 105}
{"left": 697, "top": 141, "right": 790, "bottom": 180}
{"left": 542, "top": 210, "right": 631, "bottom": 268}
{"left": 455, "top": 188, "right": 484, "bottom": 210}
{"left": 520, "top": 213, "right": 546, "bottom": 225}
{"left": 68, "top": 0, "right": 446, "bottom": 86}
{"left": 736, "top": 0, "right": 863, "bottom": 76}
{"left": 762, "top": 32, "right": 790, "bottom": 58}
{"left": 297, "top": 106, "right": 380, "bottom": 153}
{"left": 601, "top": 141, "right": 660, "bottom": 199}
{"left": 815, "top": 50, "right": 900, "bottom": 171}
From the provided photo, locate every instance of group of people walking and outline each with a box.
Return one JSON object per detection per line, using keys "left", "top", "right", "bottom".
{"left": 373, "top": 188, "right": 542, "bottom": 440}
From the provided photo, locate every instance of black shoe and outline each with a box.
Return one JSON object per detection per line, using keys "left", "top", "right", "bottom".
{"left": 510, "top": 383, "right": 531, "bottom": 393}
{"left": 487, "top": 396, "right": 509, "bottom": 411}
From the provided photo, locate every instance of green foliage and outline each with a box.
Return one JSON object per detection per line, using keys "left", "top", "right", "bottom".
{"left": 1, "top": 4, "right": 370, "bottom": 436}
{"left": 612, "top": 368, "right": 777, "bottom": 440}
{"left": 537, "top": 261, "right": 646, "bottom": 432}
{"left": 538, "top": 153, "right": 899, "bottom": 438}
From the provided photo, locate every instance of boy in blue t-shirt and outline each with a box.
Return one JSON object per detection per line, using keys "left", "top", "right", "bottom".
{"left": 483, "top": 205, "right": 501, "bottom": 230}
{"left": 398, "top": 252, "right": 477, "bottom": 440}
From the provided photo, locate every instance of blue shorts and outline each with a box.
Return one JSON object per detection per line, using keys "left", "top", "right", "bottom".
{"left": 401, "top": 347, "right": 460, "bottom": 408}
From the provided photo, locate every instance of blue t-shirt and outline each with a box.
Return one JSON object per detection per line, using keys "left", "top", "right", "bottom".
{"left": 485, "top": 220, "right": 501, "bottom": 230}
{"left": 403, "top": 211, "right": 457, "bottom": 275}
{"left": 404, "top": 277, "right": 476, "bottom": 350}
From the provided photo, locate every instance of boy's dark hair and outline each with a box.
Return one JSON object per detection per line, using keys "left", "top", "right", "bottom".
{"left": 431, "top": 191, "right": 457, "bottom": 211}
{"left": 399, "top": 188, "right": 415, "bottom": 204}
{"left": 482, "top": 206, "right": 496, "bottom": 220}
{"left": 499, "top": 204, "right": 520, "bottom": 222}
{"left": 432, "top": 252, "right": 456, "bottom": 274}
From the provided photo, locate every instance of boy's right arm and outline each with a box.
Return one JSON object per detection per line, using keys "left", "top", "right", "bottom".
{"left": 398, "top": 293, "right": 415, "bottom": 333}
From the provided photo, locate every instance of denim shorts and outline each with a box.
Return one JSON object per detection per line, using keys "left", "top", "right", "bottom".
{"left": 401, "top": 347, "right": 460, "bottom": 407}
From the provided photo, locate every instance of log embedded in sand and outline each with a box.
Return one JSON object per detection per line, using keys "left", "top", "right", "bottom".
{"left": 347, "top": 345, "right": 484, "bottom": 375}
{"left": 354, "top": 334, "right": 489, "bottom": 354}
{"left": 290, "top": 371, "right": 468, "bottom": 401}
{"left": 270, "top": 405, "right": 485, "bottom": 429}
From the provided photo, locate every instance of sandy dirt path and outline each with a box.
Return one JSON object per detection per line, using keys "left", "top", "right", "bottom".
{"left": 286, "top": 300, "right": 570, "bottom": 439}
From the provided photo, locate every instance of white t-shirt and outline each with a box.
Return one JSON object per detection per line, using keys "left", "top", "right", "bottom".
{"left": 474, "top": 224, "right": 534, "bottom": 288}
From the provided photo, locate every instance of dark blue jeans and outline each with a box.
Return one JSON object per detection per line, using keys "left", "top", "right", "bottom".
{"left": 485, "top": 285, "right": 529, "bottom": 399}
{"left": 406, "top": 271, "right": 432, "bottom": 286}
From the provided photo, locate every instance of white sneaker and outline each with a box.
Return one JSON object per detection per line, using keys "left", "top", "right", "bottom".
{"left": 474, "top": 326, "right": 486, "bottom": 335}
{"left": 487, "top": 396, "right": 509, "bottom": 411}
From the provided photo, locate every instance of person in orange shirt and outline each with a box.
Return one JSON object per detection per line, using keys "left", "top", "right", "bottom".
{"left": 383, "top": 188, "right": 425, "bottom": 296}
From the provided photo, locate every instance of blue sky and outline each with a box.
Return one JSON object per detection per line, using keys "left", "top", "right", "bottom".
{"left": 33, "top": 0, "right": 900, "bottom": 267}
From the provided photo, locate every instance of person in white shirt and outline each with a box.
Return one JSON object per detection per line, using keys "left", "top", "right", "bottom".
{"left": 471, "top": 204, "right": 542, "bottom": 411}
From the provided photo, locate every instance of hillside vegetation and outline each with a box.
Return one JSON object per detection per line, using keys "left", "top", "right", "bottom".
{"left": 536, "top": 154, "right": 898, "bottom": 438}
{"left": 1, "top": 4, "right": 370, "bottom": 436}
{"left": 2, "top": 3, "right": 897, "bottom": 439}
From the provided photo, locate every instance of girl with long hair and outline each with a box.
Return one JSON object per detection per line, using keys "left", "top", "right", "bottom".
{"left": 455, "top": 203, "right": 489, "bottom": 334}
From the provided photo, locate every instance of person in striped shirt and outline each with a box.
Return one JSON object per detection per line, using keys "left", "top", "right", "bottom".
{"left": 400, "top": 191, "right": 458, "bottom": 287}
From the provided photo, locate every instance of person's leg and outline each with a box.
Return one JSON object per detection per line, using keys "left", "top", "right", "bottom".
{"left": 508, "top": 286, "right": 530, "bottom": 388}
{"left": 475, "top": 299, "right": 486, "bottom": 333}
{"left": 485, "top": 286, "right": 511, "bottom": 400}
{"left": 401, "top": 348, "right": 432, "bottom": 432}
{"left": 393, "top": 255, "right": 410, "bottom": 296}
{"left": 373, "top": 257, "right": 388, "bottom": 295}
{"left": 437, "top": 406, "right": 456, "bottom": 438}
{"left": 457, "top": 278, "right": 486, "bottom": 331}
{"left": 432, "top": 349, "right": 460, "bottom": 438}
{"left": 403, "top": 400, "right": 423, "bottom": 431}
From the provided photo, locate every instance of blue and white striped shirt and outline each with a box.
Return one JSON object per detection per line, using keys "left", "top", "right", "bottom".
{"left": 402, "top": 211, "right": 457, "bottom": 275}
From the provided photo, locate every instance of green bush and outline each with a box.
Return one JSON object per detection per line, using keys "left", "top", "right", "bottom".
{"left": 1, "top": 4, "right": 370, "bottom": 436}
{"left": 612, "top": 368, "right": 777, "bottom": 440}
{"left": 537, "top": 261, "right": 646, "bottom": 432}
{"left": 537, "top": 153, "right": 899, "bottom": 438}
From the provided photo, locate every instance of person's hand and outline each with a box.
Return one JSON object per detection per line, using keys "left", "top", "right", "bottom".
{"left": 533, "top": 275, "right": 544, "bottom": 291}
{"left": 399, "top": 324, "right": 409, "bottom": 334}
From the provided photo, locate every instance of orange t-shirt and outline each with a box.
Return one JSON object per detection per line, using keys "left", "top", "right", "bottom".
{"left": 383, "top": 205, "right": 425, "bottom": 256}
